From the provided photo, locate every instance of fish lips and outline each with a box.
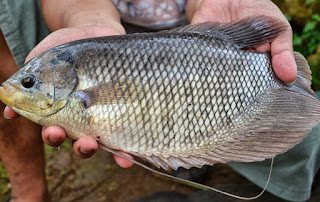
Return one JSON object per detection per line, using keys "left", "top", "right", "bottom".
{"left": 0, "top": 84, "right": 18, "bottom": 107}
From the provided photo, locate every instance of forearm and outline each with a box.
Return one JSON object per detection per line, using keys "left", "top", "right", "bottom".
{"left": 40, "top": 0, "right": 125, "bottom": 34}
{"left": 25, "top": 0, "right": 125, "bottom": 60}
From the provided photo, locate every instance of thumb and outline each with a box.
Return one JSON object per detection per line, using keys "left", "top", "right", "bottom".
{"left": 271, "top": 27, "right": 297, "bottom": 83}
{"left": 25, "top": 26, "right": 124, "bottom": 63}
{"left": 3, "top": 106, "right": 20, "bottom": 119}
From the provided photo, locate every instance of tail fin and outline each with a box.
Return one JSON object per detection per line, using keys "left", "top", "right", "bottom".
{"left": 191, "top": 52, "right": 320, "bottom": 165}
{"left": 293, "top": 51, "right": 318, "bottom": 97}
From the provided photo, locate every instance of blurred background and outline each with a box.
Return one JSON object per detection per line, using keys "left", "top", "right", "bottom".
{"left": 273, "top": 0, "right": 320, "bottom": 90}
{"left": 0, "top": 0, "right": 320, "bottom": 201}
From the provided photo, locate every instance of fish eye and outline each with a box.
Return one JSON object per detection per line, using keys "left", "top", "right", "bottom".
{"left": 21, "top": 74, "right": 36, "bottom": 89}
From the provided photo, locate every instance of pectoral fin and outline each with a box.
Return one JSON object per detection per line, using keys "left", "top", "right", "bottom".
{"left": 73, "top": 80, "right": 139, "bottom": 108}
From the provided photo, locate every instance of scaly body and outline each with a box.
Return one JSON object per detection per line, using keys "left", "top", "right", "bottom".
{"left": 48, "top": 34, "right": 276, "bottom": 155}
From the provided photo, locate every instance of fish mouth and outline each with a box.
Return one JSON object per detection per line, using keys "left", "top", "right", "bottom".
{"left": 0, "top": 84, "right": 17, "bottom": 107}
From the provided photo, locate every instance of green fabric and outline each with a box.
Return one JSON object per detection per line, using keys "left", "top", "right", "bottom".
{"left": 0, "top": 0, "right": 49, "bottom": 68}
{"left": 230, "top": 91, "right": 320, "bottom": 201}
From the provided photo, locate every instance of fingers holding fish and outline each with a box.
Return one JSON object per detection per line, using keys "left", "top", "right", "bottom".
{"left": 3, "top": 106, "right": 19, "bottom": 119}
{"left": 185, "top": 0, "right": 297, "bottom": 83}
{"left": 41, "top": 126, "right": 66, "bottom": 147}
{"left": 4, "top": 104, "right": 134, "bottom": 165}
{"left": 270, "top": 35, "right": 297, "bottom": 83}
{"left": 113, "top": 152, "right": 135, "bottom": 168}
{"left": 72, "top": 136, "right": 98, "bottom": 159}
{"left": 3, "top": 106, "right": 97, "bottom": 159}
{"left": 42, "top": 126, "right": 130, "bottom": 164}
{"left": 3, "top": 105, "right": 100, "bottom": 159}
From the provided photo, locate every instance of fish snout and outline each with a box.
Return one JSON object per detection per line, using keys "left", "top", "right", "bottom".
{"left": 0, "top": 83, "right": 16, "bottom": 94}
{"left": 0, "top": 84, "right": 17, "bottom": 106}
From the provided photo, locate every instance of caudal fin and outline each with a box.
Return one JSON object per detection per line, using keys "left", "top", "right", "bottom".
{"left": 293, "top": 51, "right": 318, "bottom": 97}
{"left": 214, "top": 52, "right": 320, "bottom": 164}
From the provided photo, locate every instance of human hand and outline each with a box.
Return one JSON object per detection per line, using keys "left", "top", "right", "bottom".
{"left": 4, "top": 26, "right": 133, "bottom": 167}
{"left": 5, "top": 105, "right": 133, "bottom": 168}
{"left": 4, "top": 0, "right": 134, "bottom": 168}
{"left": 186, "top": 0, "right": 297, "bottom": 83}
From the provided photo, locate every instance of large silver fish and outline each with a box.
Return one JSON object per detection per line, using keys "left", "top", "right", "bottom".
{"left": 1, "top": 16, "right": 320, "bottom": 170}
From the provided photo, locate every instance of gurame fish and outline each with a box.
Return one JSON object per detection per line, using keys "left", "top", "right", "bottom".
{"left": 1, "top": 16, "right": 320, "bottom": 171}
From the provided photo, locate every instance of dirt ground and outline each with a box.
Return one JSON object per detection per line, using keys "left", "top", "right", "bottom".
{"left": 44, "top": 141, "right": 248, "bottom": 202}
{"left": 43, "top": 142, "right": 320, "bottom": 202}
{"left": 1, "top": 141, "right": 320, "bottom": 201}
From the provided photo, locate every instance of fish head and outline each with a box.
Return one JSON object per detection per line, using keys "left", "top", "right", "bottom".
{"left": 0, "top": 49, "right": 78, "bottom": 122}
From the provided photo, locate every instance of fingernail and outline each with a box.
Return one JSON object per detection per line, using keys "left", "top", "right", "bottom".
{"left": 49, "top": 136, "right": 60, "bottom": 143}
{"left": 3, "top": 113, "right": 11, "bottom": 120}
{"left": 80, "top": 147, "right": 92, "bottom": 155}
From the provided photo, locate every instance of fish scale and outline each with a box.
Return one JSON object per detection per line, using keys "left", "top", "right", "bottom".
{"left": 1, "top": 16, "right": 320, "bottom": 170}
{"left": 64, "top": 31, "right": 276, "bottom": 156}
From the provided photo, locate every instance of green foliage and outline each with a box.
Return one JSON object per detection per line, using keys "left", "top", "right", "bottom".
{"left": 306, "top": 0, "right": 316, "bottom": 6}
{"left": 284, "top": 13, "right": 292, "bottom": 22}
{"left": 292, "top": 14, "right": 320, "bottom": 90}
{"left": 0, "top": 163, "right": 8, "bottom": 180}
{"left": 44, "top": 139, "right": 72, "bottom": 154}
{"left": 293, "top": 14, "right": 320, "bottom": 55}
{"left": 310, "top": 58, "right": 320, "bottom": 90}
{"left": 0, "top": 162, "right": 10, "bottom": 200}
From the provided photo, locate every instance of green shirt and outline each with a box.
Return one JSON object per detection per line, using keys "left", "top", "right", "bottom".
{"left": 0, "top": 0, "right": 49, "bottom": 68}
{"left": 230, "top": 92, "right": 320, "bottom": 201}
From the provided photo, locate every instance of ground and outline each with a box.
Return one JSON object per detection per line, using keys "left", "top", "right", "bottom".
{"left": 44, "top": 141, "right": 248, "bottom": 202}
{"left": 1, "top": 141, "right": 320, "bottom": 201}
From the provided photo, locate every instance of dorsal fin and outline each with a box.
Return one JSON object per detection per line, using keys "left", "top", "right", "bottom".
{"left": 167, "top": 16, "right": 288, "bottom": 49}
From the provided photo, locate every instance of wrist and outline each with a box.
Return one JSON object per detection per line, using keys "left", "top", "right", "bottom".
{"left": 64, "top": 12, "right": 126, "bottom": 35}
{"left": 41, "top": 0, "right": 125, "bottom": 34}
{"left": 63, "top": 6, "right": 125, "bottom": 35}
{"left": 186, "top": 0, "right": 204, "bottom": 22}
